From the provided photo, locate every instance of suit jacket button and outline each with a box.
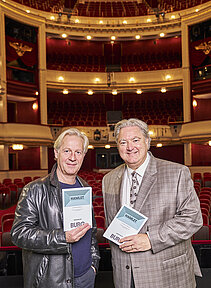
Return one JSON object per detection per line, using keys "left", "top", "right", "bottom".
{"left": 126, "top": 265, "right": 130, "bottom": 269}
{"left": 66, "top": 279, "right": 71, "bottom": 283}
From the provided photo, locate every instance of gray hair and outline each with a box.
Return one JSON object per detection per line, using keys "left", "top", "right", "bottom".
{"left": 54, "top": 128, "right": 89, "bottom": 154}
{"left": 114, "top": 118, "right": 151, "bottom": 149}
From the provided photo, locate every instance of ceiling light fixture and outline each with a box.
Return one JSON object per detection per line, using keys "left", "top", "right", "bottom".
{"left": 88, "top": 145, "right": 94, "bottom": 149}
{"left": 105, "top": 144, "right": 111, "bottom": 149}
{"left": 129, "top": 77, "right": 135, "bottom": 82}
{"left": 165, "top": 74, "right": 171, "bottom": 80}
{"left": 136, "top": 89, "right": 142, "bottom": 94}
{"left": 32, "top": 102, "right": 38, "bottom": 111}
{"left": 63, "top": 89, "right": 68, "bottom": 95}
{"left": 192, "top": 99, "right": 197, "bottom": 107}
{"left": 12, "top": 144, "right": 24, "bottom": 150}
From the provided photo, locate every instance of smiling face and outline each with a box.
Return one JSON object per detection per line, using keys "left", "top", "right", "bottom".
{"left": 117, "top": 126, "right": 149, "bottom": 170}
{"left": 54, "top": 134, "right": 85, "bottom": 184}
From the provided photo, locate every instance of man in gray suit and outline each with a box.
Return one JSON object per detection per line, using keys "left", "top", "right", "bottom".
{"left": 102, "top": 118, "right": 203, "bottom": 288}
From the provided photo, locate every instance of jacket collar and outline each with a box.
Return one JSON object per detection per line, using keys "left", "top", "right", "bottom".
{"left": 133, "top": 151, "right": 157, "bottom": 211}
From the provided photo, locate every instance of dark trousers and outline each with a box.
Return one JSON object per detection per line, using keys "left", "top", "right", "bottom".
{"left": 74, "top": 267, "right": 96, "bottom": 288}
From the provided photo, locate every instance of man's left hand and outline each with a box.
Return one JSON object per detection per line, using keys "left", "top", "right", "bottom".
{"left": 119, "top": 233, "right": 151, "bottom": 252}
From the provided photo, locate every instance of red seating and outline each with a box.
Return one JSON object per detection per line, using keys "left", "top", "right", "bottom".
{"left": 14, "top": 178, "right": 22, "bottom": 184}
{"left": 23, "top": 177, "right": 32, "bottom": 185}
{"left": 204, "top": 176, "right": 211, "bottom": 188}
{"left": 202, "top": 214, "right": 209, "bottom": 225}
{"left": 1, "top": 213, "right": 15, "bottom": 232}
{"left": 2, "top": 218, "right": 14, "bottom": 232}
{"left": 200, "top": 203, "right": 210, "bottom": 213}
{"left": 93, "top": 197, "right": 103, "bottom": 206}
{"left": 0, "top": 187, "right": 11, "bottom": 209}
{"left": 7, "top": 184, "right": 19, "bottom": 203}
{"left": 93, "top": 205, "right": 104, "bottom": 216}
{"left": 95, "top": 215, "right": 105, "bottom": 230}
{"left": 3, "top": 178, "right": 12, "bottom": 186}
{"left": 193, "top": 173, "right": 202, "bottom": 186}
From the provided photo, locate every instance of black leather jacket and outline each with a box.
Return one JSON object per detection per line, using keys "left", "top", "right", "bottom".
{"left": 11, "top": 164, "right": 100, "bottom": 288}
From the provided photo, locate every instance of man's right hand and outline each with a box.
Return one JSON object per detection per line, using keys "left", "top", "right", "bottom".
{"left": 65, "top": 223, "right": 91, "bottom": 243}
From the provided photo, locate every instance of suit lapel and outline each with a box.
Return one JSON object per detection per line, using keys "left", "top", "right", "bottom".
{"left": 112, "top": 164, "right": 125, "bottom": 216}
{"left": 134, "top": 154, "right": 157, "bottom": 211}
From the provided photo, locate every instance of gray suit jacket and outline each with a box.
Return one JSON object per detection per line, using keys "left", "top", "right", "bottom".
{"left": 102, "top": 153, "right": 202, "bottom": 288}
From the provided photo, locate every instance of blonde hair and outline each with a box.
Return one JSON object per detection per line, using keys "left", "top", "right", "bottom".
{"left": 54, "top": 128, "right": 89, "bottom": 153}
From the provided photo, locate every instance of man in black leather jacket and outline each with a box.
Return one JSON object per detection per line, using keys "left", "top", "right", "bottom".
{"left": 11, "top": 128, "right": 100, "bottom": 288}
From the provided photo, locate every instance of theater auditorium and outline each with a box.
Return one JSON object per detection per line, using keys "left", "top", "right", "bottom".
{"left": 0, "top": 0, "right": 211, "bottom": 287}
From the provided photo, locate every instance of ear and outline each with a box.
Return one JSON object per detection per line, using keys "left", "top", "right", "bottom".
{"left": 54, "top": 148, "right": 58, "bottom": 160}
{"left": 145, "top": 138, "right": 149, "bottom": 148}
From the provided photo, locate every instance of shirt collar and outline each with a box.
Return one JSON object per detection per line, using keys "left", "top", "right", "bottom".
{"left": 127, "top": 152, "right": 150, "bottom": 177}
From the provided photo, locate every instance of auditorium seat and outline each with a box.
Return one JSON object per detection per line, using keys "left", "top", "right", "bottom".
{"left": 23, "top": 177, "right": 32, "bottom": 185}
{"left": 13, "top": 178, "right": 22, "bottom": 184}
{"left": 2, "top": 218, "right": 14, "bottom": 233}
{"left": 1, "top": 213, "right": 15, "bottom": 232}
{"left": 95, "top": 215, "right": 105, "bottom": 230}
{"left": 1, "top": 232, "right": 14, "bottom": 246}
{"left": 2, "top": 179, "right": 12, "bottom": 186}
{"left": 93, "top": 205, "right": 104, "bottom": 216}
{"left": 202, "top": 213, "right": 209, "bottom": 225}
{"left": 204, "top": 176, "right": 211, "bottom": 188}
{"left": 194, "top": 173, "right": 203, "bottom": 186}
{"left": 93, "top": 198, "right": 103, "bottom": 206}
{"left": 7, "top": 184, "right": 19, "bottom": 203}
{"left": 0, "top": 187, "right": 11, "bottom": 209}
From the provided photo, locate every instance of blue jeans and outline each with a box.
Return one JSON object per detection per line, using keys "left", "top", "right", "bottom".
{"left": 74, "top": 266, "right": 96, "bottom": 288}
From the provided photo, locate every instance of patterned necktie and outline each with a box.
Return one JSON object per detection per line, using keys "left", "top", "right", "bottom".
{"left": 130, "top": 171, "right": 139, "bottom": 207}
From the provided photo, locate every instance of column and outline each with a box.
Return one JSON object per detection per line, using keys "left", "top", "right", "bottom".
{"left": 40, "top": 146, "right": 48, "bottom": 170}
{"left": 0, "top": 8, "right": 7, "bottom": 122}
{"left": 181, "top": 21, "right": 191, "bottom": 123}
{"left": 0, "top": 145, "right": 9, "bottom": 170}
{"left": 38, "top": 22, "right": 48, "bottom": 125}
{"left": 184, "top": 143, "right": 192, "bottom": 166}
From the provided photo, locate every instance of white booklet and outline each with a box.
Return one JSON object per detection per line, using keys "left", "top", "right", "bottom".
{"left": 62, "top": 187, "right": 92, "bottom": 231}
{"left": 103, "top": 204, "right": 148, "bottom": 245}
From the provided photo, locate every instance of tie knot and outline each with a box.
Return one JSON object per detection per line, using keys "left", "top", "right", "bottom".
{"left": 131, "top": 171, "right": 136, "bottom": 177}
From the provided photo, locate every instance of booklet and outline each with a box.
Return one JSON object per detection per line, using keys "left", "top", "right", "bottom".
{"left": 103, "top": 204, "right": 148, "bottom": 245}
{"left": 62, "top": 187, "right": 92, "bottom": 231}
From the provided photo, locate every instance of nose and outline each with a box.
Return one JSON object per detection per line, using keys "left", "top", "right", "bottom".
{"left": 126, "top": 141, "right": 133, "bottom": 151}
{"left": 69, "top": 152, "right": 76, "bottom": 161}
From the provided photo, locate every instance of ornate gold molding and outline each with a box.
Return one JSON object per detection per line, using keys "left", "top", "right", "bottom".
{"left": 9, "top": 42, "right": 32, "bottom": 56}
{"left": 195, "top": 41, "right": 211, "bottom": 55}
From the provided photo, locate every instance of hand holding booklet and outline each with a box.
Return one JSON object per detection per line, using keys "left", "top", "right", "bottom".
{"left": 103, "top": 204, "right": 148, "bottom": 245}
{"left": 62, "top": 187, "right": 92, "bottom": 231}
